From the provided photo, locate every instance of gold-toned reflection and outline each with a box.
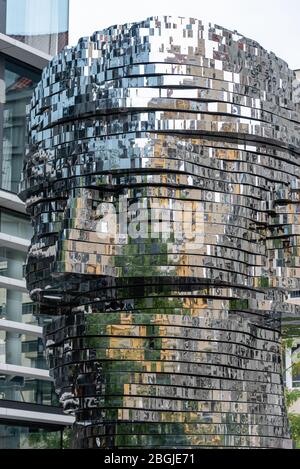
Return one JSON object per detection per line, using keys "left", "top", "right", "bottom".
{"left": 19, "top": 16, "right": 300, "bottom": 449}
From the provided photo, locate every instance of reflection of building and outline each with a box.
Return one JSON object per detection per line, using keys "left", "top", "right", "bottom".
{"left": 0, "top": 0, "right": 73, "bottom": 449}
{"left": 20, "top": 17, "right": 300, "bottom": 449}
{"left": 5, "top": 0, "right": 69, "bottom": 56}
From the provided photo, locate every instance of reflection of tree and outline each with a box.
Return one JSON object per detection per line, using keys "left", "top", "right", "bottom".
{"left": 28, "top": 428, "right": 73, "bottom": 449}
{"left": 285, "top": 388, "right": 300, "bottom": 449}
{"left": 288, "top": 413, "right": 300, "bottom": 449}
{"left": 115, "top": 234, "right": 176, "bottom": 277}
{"left": 84, "top": 233, "right": 196, "bottom": 447}
{"left": 283, "top": 338, "right": 300, "bottom": 448}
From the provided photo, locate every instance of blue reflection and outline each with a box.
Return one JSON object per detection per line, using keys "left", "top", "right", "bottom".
{"left": 6, "top": 0, "right": 69, "bottom": 55}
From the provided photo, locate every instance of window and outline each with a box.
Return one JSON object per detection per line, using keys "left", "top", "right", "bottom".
{"left": 2, "top": 59, "right": 40, "bottom": 193}
{"left": 6, "top": 0, "right": 69, "bottom": 56}
{"left": 0, "top": 247, "right": 26, "bottom": 280}
{"left": 0, "top": 424, "right": 62, "bottom": 449}
{"left": 0, "top": 209, "right": 32, "bottom": 239}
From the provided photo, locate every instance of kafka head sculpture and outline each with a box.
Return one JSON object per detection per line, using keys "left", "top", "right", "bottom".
{"left": 19, "top": 16, "right": 300, "bottom": 448}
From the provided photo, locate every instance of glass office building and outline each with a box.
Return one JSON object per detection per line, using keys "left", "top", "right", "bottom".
{"left": 0, "top": 0, "right": 73, "bottom": 449}
{"left": 2, "top": 60, "right": 40, "bottom": 192}
{"left": 5, "top": 0, "right": 69, "bottom": 56}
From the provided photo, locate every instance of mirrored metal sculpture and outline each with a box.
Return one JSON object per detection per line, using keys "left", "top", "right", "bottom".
{"left": 19, "top": 16, "right": 300, "bottom": 448}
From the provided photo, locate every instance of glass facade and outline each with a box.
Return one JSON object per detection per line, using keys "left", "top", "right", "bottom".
{"left": 0, "top": 247, "right": 25, "bottom": 280}
{"left": 0, "top": 424, "right": 63, "bottom": 449}
{"left": 0, "top": 0, "right": 72, "bottom": 448}
{"left": 6, "top": 0, "right": 69, "bottom": 56}
{"left": 0, "top": 289, "right": 32, "bottom": 321}
{"left": 2, "top": 59, "right": 40, "bottom": 193}
{"left": 0, "top": 209, "right": 59, "bottom": 418}
{"left": 0, "top": 375, "right": 58, "bottom": 406}
{"left": 0, "top": 209, "right": 58, "bottom": 392}
{"left": 0, "top": 330, "right": 47, "bottom": 369}
{"left": 0, "top": 209, "right": 33, "bottom": 239}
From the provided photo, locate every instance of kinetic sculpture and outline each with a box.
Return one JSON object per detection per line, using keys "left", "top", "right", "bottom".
{"left": 19, "top": 16, "right": 300, "bottom": 448}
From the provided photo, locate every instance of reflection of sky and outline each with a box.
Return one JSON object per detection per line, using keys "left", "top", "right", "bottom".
{"left": 3, "top": 70, "right": 16, "bottom": 90}
{"left": 6, "top": 0, "right": 69, "bottom": 35}
{"left": 68, "top": 0, "right": 300, "bottom": 70}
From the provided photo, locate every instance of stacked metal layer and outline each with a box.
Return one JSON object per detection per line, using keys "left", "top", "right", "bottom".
{"left": 19, "top": 16, "right": 300, "bottom": 448}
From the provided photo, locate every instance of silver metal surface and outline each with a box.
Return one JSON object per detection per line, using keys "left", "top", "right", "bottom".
{"left": 19, "top": 16, "right": 300, "bottom": 449}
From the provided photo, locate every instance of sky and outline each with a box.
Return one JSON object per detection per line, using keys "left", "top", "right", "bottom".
{"left": 69, "top": 0, "right": 300, "bottom": 70}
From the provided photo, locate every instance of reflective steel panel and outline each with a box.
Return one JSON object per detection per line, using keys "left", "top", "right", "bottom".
{"left": 19, "top": 16, "right": 300, "bottom": 449}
